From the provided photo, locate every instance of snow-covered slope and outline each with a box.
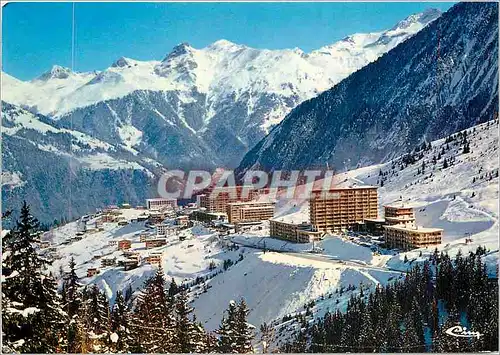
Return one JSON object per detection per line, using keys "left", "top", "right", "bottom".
{"left": 2, "top": 9, "right": 440, "bottom": 167}
{"left": 1, "top": 102, "right": 161, "bottom": 223}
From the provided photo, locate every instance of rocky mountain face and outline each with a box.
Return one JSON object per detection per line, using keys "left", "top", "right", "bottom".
{"left": 237, "top": 2, "right": 498, "bottom": 175}
{"left": 1, "top": 9, "right": 442, "bottom": 222}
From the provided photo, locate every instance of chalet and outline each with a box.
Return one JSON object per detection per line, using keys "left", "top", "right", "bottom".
{"left": 139, "top": 233, "right": 155, "bottom": 242}
{"left": 175, "top": 215, "right": 189, "bottom": 226}
{"left": 145, "top": 253, "right": 162, "bottom": 265}
{"left": 156, "top": 223, "right": 180, "bottom": 236}
{"left": 87, "top": 268, "right": 100, "bottom": 277}
{"left": 122, "top": 250, "right": 140, "bottom": 260}
{"left": 102, "top": 214, "right": 118, "bottom": 223}
{"left": 101, "top": 257, "right": 116, "bottom": 267}
{"left": 120, "top": 259, "right": 139, "bottom": 271}
{"left": 118, "top": 240, "right": 132, "bottom": 250}
{"left": 148, "top": 211, "right": 165, "bottom": 224}
{"left": 145, "top": 238, "right": 167, "bottom": 249}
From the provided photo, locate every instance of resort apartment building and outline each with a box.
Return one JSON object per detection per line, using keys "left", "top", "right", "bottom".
{"left": 384, "top": 205, "right": 416, "bottom": 227}
{"left": 198, "top": 186, "right": 264, "bottom": 213}
{"left": 146, "top": 198, "right": 177, "bottom": 210}
{"left": 190, "top": 210, "right": 227, "bottom": 223}
{"left": 227, "top": 201, "right": 276, "bottom": 224}
{"left": 270, "top": 219, "right": 323, "bottom": 243}
{"left": 145, "top": 238, "right": 167, "bottom": 249}
{"left": 383, "top": 224, "right": 443, "bottom": 251}
{"left": 156, "top": 224, "right": 181, "bottom": 236}
{"left": 310, "top": 186, "right": 379, "bottom": 233}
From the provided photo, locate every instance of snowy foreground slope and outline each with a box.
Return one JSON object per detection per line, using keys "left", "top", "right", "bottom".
{"left": 43, "top": 120, "right": 497, "bottom": 350}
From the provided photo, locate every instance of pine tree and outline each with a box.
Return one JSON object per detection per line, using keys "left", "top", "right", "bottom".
{"left": 235, "top": 299, "right": 254, "bottom": 353}
{"left": 131, "top": 269, "right": 176, "bottom": 352}
{"left": 36, "top": 273, "right": 68, "bottom": 352}
{"left": 383, "top": 303, "right": 403, "bottom": 352}
{"left": 217, "top": 300, "right": 239, "bottom": 353}
{"left": 358, "top": 309, "right": 376, "bottom": 352}
{"left": 204, "top": 332, "right": 218, "bottom": 353}
{"left": 63, "top": 257, "right": 84, "bottom": 353}
{"left": 433, "top": 313, "right": 468, "bottom": 352}
{"left": 2, "top": 230, "right": 23, "bottom": 353}
{"left": 2, "top": 202, "right": 68, "bottom": 353}
{"left": 191, "top": 314, "right": 208, "bottom": 353}
{"left": 168, "top": 277, "right": 179, "bottom": 300}
{"left": 401, "top": 318, "right": 419, "bottom": 352}
{"left": 463, "top": 142, "right": 470, "bottom": 154}
{"left": 175, "top": 289, "right": 196, "bottom": 353}
{"left": 111, "top": 290, "right": 132, "bottom": 352}
{"left": 80, "top": 284, "right": 111, "bottom": 352}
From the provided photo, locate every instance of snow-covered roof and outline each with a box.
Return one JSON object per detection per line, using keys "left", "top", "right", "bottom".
{"left": 383, "top": 224, "right": 443, "bottom": 233}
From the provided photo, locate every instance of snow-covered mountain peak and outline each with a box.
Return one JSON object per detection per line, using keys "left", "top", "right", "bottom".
{"left": 111, "top": 57, "right": 134, "bottom": 68}
{"left": 392, "top": 8, "right": 441, "bottom": 31}
{"left": 163, "top": 42, "right": 194, "bottom": 61}
{"left": 34, "top": 65, "right": 74, "bottom": 81}
{"left": 2, "top": 8, "right": 440, "bottom": 119}
{"left": 207, "top": 39, "right": 244, "bottom": 51}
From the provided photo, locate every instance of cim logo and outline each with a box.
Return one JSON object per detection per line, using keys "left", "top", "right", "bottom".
{"left": 445, "top": 325, "right": 483, "bottom": 339}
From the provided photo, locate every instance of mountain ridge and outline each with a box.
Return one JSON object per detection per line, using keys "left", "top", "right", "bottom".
{"left": 236, "top": 2, "right": 498, "bottom": 175}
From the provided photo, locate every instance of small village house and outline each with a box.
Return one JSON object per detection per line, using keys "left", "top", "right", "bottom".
{"left": 118, "top": 240, "right": 132, "bottom": 250}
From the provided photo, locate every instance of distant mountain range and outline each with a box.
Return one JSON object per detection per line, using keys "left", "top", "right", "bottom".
{"left": 2, "top": 8, "right": 440, "bottom": 170}
{"left": 4, "top": 4, "right": 494, "bottom": 223}
{"left": 237, "top": 2, "right": 498, "bottom": 175}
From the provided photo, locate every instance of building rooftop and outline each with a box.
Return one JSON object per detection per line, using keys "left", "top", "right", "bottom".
{"left": 385, "top": 216, "right": 416, "bottom": 221}
{"left": 384, "top": 204, "right": 414, "bottom": 209}
{"left": 364, "top": 218, "right": 386, "bottom": 223}
{"left": 311, "top": 185, "right": 378, "bottom": 192}
{"left": 227, "top": 200, "right": 276, "bottom": 207}
{"left": 238, "top": 206, "right": 275, "bottom": 211}
{"left": 383, "top": 224, "right": 443, "bottom": 233}
{"left": 146, "top": 197, "right": 176, "bottom": 201}
{"left": 193, "top": 210, "right": 227, "bottom": 216}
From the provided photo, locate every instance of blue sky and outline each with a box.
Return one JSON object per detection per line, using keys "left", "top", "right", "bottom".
{"left": 3, "top": 2, "right": 454, "bottom": 81}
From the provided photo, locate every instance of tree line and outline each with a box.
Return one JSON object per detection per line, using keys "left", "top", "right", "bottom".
{"left": 2, "top": 202, "right": 255, "bottom": 353}
{"left": 282, "top": 247, "right": 498, "bottom": 352}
